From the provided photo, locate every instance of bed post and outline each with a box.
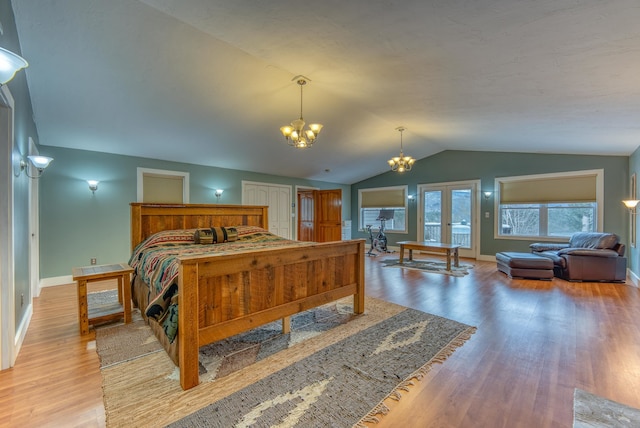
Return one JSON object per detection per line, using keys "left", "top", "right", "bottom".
{"left": 179, "top": 261, "right": 200, "bottom": 390}
{"left": 354, "top": 240, "right": 365, "bottom": 314}
{"left": 130, "top": 203, "right": 142, "bottom": 251}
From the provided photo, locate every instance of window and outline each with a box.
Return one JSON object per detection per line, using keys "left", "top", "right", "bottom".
{"left": 496, "top": 170, "right": 603, "bottom": 239}
{"left": 500, "top": 202, "right": 597, "bottom": 237}
{"left": 358, "top": 186, "right": 408, "bottom": 233}
{"left": 137, "top": 168, "right": 190, "bottom": 203}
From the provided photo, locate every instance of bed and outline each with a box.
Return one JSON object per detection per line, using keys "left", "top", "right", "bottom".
{"left": 129, "top": 203, "right": 365, "bottom": 390}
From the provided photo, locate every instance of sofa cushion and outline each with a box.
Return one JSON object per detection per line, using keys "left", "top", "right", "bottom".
{"left": 558, "top": 248, "right": 621, "bottom": 258}
{"left": 569, "top": 232, "right": 618, "bottom": 249}
{"left": 530, "top": 243, "right": 569, "bottom": 252}
{"left": 536, "top": 251, "right": 567, "bottom": 269}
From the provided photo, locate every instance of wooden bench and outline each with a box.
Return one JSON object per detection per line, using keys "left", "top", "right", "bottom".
{"left": 397, "top": 241, "right": 461, "bottom": 271}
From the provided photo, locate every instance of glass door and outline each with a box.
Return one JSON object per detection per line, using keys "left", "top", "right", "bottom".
{"left": 420, "top": 182, "right": 477, "bottom": 259}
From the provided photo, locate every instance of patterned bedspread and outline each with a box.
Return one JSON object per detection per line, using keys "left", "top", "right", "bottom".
{"left": 129, "top": 226, "right": 312, "bottom": 342}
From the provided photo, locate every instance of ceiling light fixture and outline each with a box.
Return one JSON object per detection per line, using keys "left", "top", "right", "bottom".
{"left": 388, "top": 127, "right": 415, "bottom": 173}
{"left": 280, "top": 76, "right": 323, "bottom": 149}
{"left": 0, "top": 46, "right": 28, "bottom": 85}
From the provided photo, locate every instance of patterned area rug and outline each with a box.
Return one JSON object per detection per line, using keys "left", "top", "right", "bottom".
{"left": 88, "top": 289, "right": 119, "bottom": 306}
{"left": 381, "top": 258, "right": 473, "bottom": 277}
{"left": 574, "top": 389, "right": 640, "bottom": 427}
{"left": 99, "top": 297, "right": 475, "bottom": 427}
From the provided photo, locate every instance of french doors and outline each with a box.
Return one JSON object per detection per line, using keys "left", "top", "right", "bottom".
{"left": 418, "top": 181, "right": 479, "bottom": 259}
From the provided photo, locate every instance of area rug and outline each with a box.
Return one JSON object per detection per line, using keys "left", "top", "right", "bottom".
{"left": 573, "top": 388, "right": 640, "bottom": 427}
{"left": 381, "top": 258, "right": 472, "bottom": 277}
{"left": 88, "top": 289, "right": 119, "bottom": 307}
{"left": 100, "top": 297, "right": 475, "bottom": 427}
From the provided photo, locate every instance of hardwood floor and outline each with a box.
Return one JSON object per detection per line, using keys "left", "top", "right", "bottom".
{"left": 2, "top": 257, "right": 640, "bottom": 427}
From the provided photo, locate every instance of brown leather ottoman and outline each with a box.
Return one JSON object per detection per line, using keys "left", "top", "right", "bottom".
{"left": 496, "top": 252, "right": 554, "bottom": 280}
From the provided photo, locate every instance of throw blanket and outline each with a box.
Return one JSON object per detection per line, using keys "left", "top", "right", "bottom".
{"left": 129, "top": 226, "right": 311, "bottom": 342}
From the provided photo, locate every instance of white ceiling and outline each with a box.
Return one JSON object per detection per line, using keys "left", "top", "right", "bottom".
{"left": 10, "top": 0, "right": 640, "bottom": 184}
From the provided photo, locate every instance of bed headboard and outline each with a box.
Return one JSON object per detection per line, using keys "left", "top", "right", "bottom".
{"left": 130, "top": 203, "right": 269, "bottom": 250}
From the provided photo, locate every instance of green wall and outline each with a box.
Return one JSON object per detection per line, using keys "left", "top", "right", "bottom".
{"left": 39, "top": 146, "right": 350, "bottom": 278}
{"left": 351, "top": 150, "right": 630, "bottom": 259}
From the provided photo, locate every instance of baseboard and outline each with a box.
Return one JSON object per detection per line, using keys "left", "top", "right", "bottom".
{"left": 628, "top": 269, "right": 639, "bottom": 288}
{"left": 14, "top": 303, "right": 33, "bottom": 364}
{"left": 40, "top": 275, "right": 74, "bottom": 290}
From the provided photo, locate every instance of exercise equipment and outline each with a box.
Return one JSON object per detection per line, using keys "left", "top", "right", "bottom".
{"left": 366, "top": 210, "right": 394, "bottom": 256}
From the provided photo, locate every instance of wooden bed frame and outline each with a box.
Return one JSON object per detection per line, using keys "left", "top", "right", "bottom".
{"left": 130, "top": 203, "right": 365, "bottom": 390}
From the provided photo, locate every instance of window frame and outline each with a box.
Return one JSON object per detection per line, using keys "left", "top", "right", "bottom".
{"left": 494, "top": 169, "right": 604, "bottom": 241}
{"left": 358, "top": 185, "right": 409, "bottom": 233}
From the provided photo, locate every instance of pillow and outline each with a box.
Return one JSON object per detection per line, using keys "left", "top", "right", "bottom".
{"left": 194, "top": 227, "right": 239, "bottom": 244}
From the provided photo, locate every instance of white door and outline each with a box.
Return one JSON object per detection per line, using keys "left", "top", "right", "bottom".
{"left": 418, "top": 180, "right": 479, "bottom": 259}
{"left": 242, "top": 181, "right": 292, "bottom": 239}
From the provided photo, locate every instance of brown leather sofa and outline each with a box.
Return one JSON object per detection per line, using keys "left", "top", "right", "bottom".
{"left": 529, "top": 232, "right": 627, "bottom": 282}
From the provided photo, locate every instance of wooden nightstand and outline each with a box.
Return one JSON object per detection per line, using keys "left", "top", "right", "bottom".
{"left": 72, "top": 263, "right": 133, "bottom": 335}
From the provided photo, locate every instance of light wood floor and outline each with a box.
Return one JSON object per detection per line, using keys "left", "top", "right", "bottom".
{"left": 2, "top": 257, "right": 640, "bottom": 427}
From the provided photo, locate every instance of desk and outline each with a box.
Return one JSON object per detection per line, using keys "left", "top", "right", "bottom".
{"left": 397, "top": 241, "right": 461, "bottom": 271}
{"left": 72, "top": 263, "right": 133, "bottom": 335}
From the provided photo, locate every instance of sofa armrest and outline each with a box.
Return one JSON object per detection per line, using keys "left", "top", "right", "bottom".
{"left": 558, "top": 248, "right": 622, "bottom": 258}
{"left": 530, "top": 243, "right": 569, "bottom": 253}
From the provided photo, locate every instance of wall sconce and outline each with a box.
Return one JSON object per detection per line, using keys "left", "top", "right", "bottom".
{"left": 0, "top": 46, "right": 28, "bottom": 85}
{"left": 623, "top": 200, "right": 639, "bottom": 214}
{"left": 19, "top": 155, "right": 53, "bottom": 178}
{"left": 483, "top": 191, "right": 493, "bottom": 200}
{"left": 407, "top": 194, "right": 416, "bottom": 204}
{"left": 215, "top": 189, "right": 224, "bottom": 202}
{"left": 87, "top": 180, "right": 99, "bottom": 193}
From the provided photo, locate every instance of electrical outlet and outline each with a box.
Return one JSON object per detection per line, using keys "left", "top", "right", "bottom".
{"left": 91, "top": 258, "right": 97, "bottom": 265}
{"left": 21, "top": 294, "right": 24, "bottom": 307}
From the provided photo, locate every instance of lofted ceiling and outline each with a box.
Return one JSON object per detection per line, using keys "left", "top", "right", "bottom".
{"left": 10, "top": 0, "right": 640, "bottom": 184}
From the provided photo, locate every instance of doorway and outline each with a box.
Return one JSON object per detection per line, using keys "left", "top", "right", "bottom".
{"left": 418, "top": 180, "right": 480, "bottom": 259}
{"left": 296, "top": 188, "right": 343, "bottom": 242}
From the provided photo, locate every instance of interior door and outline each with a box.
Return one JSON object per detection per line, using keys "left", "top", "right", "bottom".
{"left": 297, "top": 190, "right": 315, "bottom": 241}
{"left": 314, "top": 189, "right": 343, "bottom": 242}
{"left": 421, "top": 182, "right": 477, "bottom": 258}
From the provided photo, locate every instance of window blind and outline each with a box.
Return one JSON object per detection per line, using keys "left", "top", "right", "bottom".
{"left": 361, "top": 187, "right": 406, "bottom": 208}
{"left": 143, "top": 175, "right": 184, "bottom": 203}
{"left": 500, "top": 174, "right": 597, "bottom": 204}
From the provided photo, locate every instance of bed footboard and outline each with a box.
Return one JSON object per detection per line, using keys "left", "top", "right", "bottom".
{"left": 177, "top": 239, "right": 366, "bottom": 390}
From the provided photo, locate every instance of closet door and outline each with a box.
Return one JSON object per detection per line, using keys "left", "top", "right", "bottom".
{"left": 242, "top": 181, "right": 292, "bottom": 239}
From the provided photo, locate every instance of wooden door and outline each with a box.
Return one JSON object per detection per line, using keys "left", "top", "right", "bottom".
{"left": 315, "top": 189, "right": 342, "bottom": 242}
{"left": 298, "top": 190, "right": 315, "bottom": 241}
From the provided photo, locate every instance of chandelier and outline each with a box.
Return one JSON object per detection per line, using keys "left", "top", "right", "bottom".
{"left": 280, "top": 76, "right": 323, "bottom": 148}
{"left": 388, "top": 127, "right": 415, "bottom": 172}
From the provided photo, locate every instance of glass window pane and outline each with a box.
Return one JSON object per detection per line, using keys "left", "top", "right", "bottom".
{"left": 499, "top": 202, "right": 596, "bottom": 238}
{"left": 361, "top": 207, "right": 406, "bottom": 232}
{"left": 424, "top": 191, "right": 441, "bottom": 242}
{"left": 451, "top": 189, "right": 471, "bottom": 248}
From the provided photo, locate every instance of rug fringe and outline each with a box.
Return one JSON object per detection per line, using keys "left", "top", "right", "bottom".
{"left": 353, "top": 325, "right": 476, "bottom": 426}
{"left": 353, "top": 402, "right": 390, "bottom": 427}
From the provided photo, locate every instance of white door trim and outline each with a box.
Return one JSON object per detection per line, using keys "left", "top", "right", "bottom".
{"left": 417, "top": 179, "right": 480, "bottom": 259}
{"left": 0, "top": 84, "right": 16, "bottom": 369}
